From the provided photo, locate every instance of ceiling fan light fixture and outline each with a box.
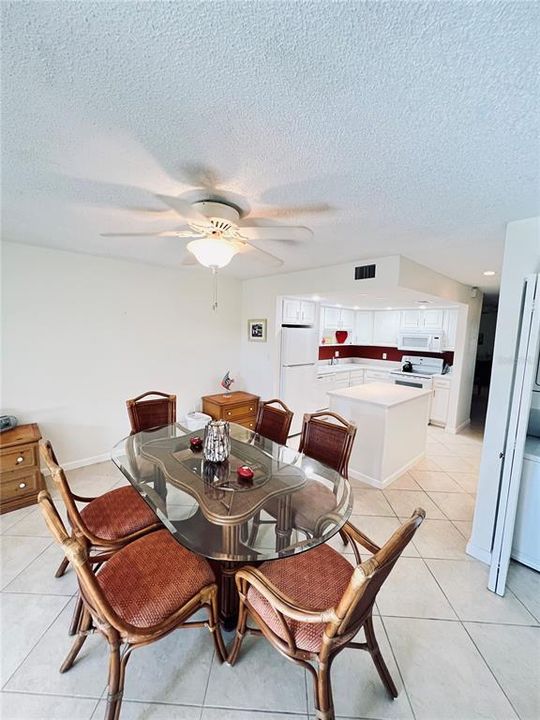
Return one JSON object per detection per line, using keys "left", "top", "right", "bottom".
{"left": 187, "top": 238, "right": 238, "bottom": 268}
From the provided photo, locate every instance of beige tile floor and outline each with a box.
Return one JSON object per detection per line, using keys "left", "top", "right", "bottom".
{"left": 1, "top": 426, "right": 539, "bottom": 720}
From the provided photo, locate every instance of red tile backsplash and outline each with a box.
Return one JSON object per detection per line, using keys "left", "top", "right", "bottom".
{"left": 319, "top": 345, "right": 454, "bottom": 365}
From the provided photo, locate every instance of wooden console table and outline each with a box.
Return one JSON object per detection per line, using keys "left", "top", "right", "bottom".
{"left": 202, "top": 391, "right": 259, "bottom": 430}
{"left": 0, "top": 423, "right": 45, "bottom": 514}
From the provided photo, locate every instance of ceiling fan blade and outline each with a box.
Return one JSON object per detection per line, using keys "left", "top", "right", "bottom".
{"left": 155, "top": 194, "right": 207, "bottom": 222}
{"left": 238, "top": 226, "right": 312, "bottom": 242}
{"left": 237, "top": 240, "right": 283, "bottom": 267}
{"left": 100, "top": 230, "right": 186, "bottom": 237}
{"left": 254, "top": 203, "right": 334, "bottom": 219}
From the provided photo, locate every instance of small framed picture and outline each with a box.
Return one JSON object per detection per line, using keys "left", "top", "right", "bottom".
{"left": 248, "top": 318, "right": 267, "bottom": 342}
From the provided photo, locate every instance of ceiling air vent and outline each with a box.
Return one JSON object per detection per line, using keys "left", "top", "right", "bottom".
{"left": 354, "top": 264, "right": 376, "bottom": 280}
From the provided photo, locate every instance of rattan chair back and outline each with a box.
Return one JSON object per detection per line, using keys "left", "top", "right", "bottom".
{"left": 254, "top": 398, "right": 293, "bottom": 445}
{"left": 298, "top": 411, "right": 356, "bottom": 477}
{"left": 126, "top": 391, "right": 176, "bottom": 434}
{"left": 333, "top": 510, "right": 425, "bottom": 638}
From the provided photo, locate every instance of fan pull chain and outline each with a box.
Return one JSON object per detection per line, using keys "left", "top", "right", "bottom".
{"left": 212, "top": 266, "right": 219, "bottom": 311}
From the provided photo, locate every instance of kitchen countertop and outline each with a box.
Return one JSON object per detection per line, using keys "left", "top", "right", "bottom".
{"left": 327, "top": 382, "right": 432, "bottom": 408}
{"left": 317, "top": 362, "right": 452, "bottom": 381}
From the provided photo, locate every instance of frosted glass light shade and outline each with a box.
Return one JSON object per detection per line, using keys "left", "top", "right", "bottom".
{"left": 187, "top": 238, "right": 238, "bottom": 268}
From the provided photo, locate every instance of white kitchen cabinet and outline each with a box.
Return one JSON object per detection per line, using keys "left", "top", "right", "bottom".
{"left": 355, "top": 311, "right": 374, "bottom": 345}
{"left": 282, "top": 298, "right": 316, "bottom": 325}
{"left": 430, "top": 379, "right": 450, "bottom": 426}
{"left": 400, "top": 310, "right": 421, "bottom": 329}
{"left": 443, "top": 309, "right": 458, "bottom": 350}
{"left": 373, "top": 311, "right": 400, "bottom": 346}
{"left": 364, "top": 369, "right": 392, "bottom": 384}
{"left": 321, "top": 306, "right": 355, "bottom": 331}
{"left": 349, "top": 369, "right": 365, "bottom": 386}
{"left": 423, "top": 309, "right": 444, "bottom": 330}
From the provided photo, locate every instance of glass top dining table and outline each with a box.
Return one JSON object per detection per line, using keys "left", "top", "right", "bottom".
{"left": 112, "top": 422, "right": 352, "bottom": 628}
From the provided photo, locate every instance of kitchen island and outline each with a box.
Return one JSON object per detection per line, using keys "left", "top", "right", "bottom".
{"left": 328, "top": 382, "right": 431, "bottom": 488}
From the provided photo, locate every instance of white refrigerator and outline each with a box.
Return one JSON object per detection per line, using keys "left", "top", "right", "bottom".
{"left": 280, "top": 326, "right": 319, "bottom": 435}
{"left": 489, "top": 273, "right": 540, "bottom": 594}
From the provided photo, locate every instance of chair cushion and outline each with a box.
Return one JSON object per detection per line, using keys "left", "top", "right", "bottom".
{"left": 80, "top": 486, "right": 159, "bottom": 541}
{"left": 97, "top": 529, "right": 215, "bottom": 628}
{"left": 291, "top": 481, "right": 338, "bottom": 531}
{"left": 247, "top": 543, "right": 354, "bottom": 652}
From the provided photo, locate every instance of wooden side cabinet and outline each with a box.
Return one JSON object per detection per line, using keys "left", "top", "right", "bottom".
{"left": 0, "top": 423, "right": 45, "bottom": 514}
{"left": 202, "top": 392, "right": 260, "bottom": 430}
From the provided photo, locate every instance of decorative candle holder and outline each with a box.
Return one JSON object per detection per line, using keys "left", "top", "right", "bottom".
{"left": 203, "top": 420, "right": 231, "bottom": 463}
{"left": 237, "top": 465, "right": 254, "bottom": 486}
{"left": 190, "top": 436, "right": 203, "bottom": 452}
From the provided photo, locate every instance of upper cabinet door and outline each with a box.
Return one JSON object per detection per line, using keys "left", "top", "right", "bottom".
{"left": 443, "top": 309, "right": 458, "bottom": 350}
{"left": 300, "top": 301, "right": 316, "bottom": 324}
{"left": 423, "top": 309, "right": 444, "bottom": 330}
{"left": 322, "top": 306, "right": 341, "bottom": 329}
{"left": 282, "top": 298, "right": 302, "bottom": 324}
{"left": 401, "top": 310, "right": 421, "bottom": 329}
{"left": 340, "top": 309, "right": 355, "bottom": 329}
{"left": 373, "top": 310, "right": 400, "bottom": 346}
{"left": 355, "top": 311, "right": 374, "bottom": 345}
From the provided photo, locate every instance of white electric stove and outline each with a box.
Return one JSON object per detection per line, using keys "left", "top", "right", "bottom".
{"left": 389, "top": 355, "right": 446, "bottom": 390}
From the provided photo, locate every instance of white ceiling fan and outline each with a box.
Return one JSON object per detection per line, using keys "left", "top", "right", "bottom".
{"left": 102, "top": 195, "right": 313, "bottom": 270}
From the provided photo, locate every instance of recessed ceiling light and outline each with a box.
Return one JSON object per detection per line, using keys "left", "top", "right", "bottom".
{"left": 335, "top": 304, "right": 342, "bottom": 308}
{"left": 483, "top": 270, "right": 496, "bottom": 277}
{"left": 386, "top": 306, "right": 393, "bottom": 310}
{"left": 353, "top": 306, "right": 360, "bottom": 310}
{"left": 311, "top": 295, "right": 321, "bottom": 301}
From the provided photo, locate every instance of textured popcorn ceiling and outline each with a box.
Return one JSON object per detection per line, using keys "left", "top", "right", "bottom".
{"left": 2, "top": 1, "right": 538, "bottom": 290}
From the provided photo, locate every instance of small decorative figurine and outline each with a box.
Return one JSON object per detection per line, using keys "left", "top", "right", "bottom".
{"left": 221, "top": 370, "right": 235, "bottom": 396}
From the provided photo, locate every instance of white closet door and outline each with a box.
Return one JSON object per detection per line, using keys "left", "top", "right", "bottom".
{"left": 488, "top": 274, "right": 540, "bottom": 595}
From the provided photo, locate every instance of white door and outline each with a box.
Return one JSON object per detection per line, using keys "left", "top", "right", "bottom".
{"left": 401, "top": 310, "right": 421, "bottom": 329}
{"left": 355, "top": 311, "right": 373, "bottom": 345}
{"left": 373, "top": 311, "right": 400, "bottom": 346}
{"left": 281, "top": 327, "right": 318, "bottom": 366}
{"left": 430, "top": 382, "right": 450, "bottom": 425}
{"left": 322, "top": 306, "right": 341, "bottom": 329}
{"left": 340, "top": 309, "right": 355, "bottom": 329}
{"left": 489, "top": 274, "right": 540, "bottom": 595}
{"left": 423, "top": 309, "right": 444, "bottom": 329}
{"left": 300, "top": 301, "right": 316, "bottom": 324}
{"left": 282, "top": 298, "right": 301, "bottom": 324}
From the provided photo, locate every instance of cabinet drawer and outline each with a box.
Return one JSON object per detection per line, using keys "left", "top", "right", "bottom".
{"left": 222, "top": 402, "right": 258, "bottom": 421}
{"left": 236, "top": 416, "right": 256, "bottom": 430}
{"left": 1, "top": 469, "right": 41, "bottom": 501}
{"left": 0, "top": 443, "right": 38, "bottom": 472}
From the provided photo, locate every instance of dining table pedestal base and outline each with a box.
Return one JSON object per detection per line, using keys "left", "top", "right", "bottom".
{"left": 210, "top": 559, "right": 262, "bottom": 631}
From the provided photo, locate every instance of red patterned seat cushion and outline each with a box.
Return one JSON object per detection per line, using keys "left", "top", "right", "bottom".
{"left": 97, "top": 529, "right": 215, "bottom": 628}
{"left": 80, "top": 486, "right": 158, "bottom": 541}
{"left": 247, "top": 544, "right": 354, "bottom": 652}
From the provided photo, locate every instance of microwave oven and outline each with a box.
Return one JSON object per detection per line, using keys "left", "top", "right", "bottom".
{"left": 397, "top": 333, "right": 443, "bottom": 353}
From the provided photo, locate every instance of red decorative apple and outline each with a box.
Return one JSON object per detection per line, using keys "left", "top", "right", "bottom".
{"left": 190, "top": 436, "right": 203, "bottom": 452}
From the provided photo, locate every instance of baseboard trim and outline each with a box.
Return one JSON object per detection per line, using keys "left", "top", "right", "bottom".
{"left": 41, "top": 452, "right": 111, "bottom": 475}
{"left": 349, "top": 451, "right": 425, "bottom": 489}
{"left": 466, "top": 540, "right": 491, "bottom": 565}
{"left": 448, "top": 418, "right": 471, "bottom": 435}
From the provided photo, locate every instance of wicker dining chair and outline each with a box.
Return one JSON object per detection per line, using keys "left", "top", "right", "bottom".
{"left": 229, "top": 509, "right": 425, "bottom": 720}
{"left": 254, "top": 398, "right": 294, "bottom": 445}
{"left": 38, "top": 490, "right": 226, "bottom": 720}
{"left": 126, "top": 391, "right": 176, "bottom": 434}
{"left": 41, "top": 441, "right": 161, "bottom": 634}
{"left": 247, "top": 411, "right": 356, "bottom": 549}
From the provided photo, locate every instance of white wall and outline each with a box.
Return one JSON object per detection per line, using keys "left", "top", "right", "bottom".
{"left": 1, "top": 242, "right": 242, "bottom": 467}
{"left": 468, "top": 216, "right": 540, "bottom": 564}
